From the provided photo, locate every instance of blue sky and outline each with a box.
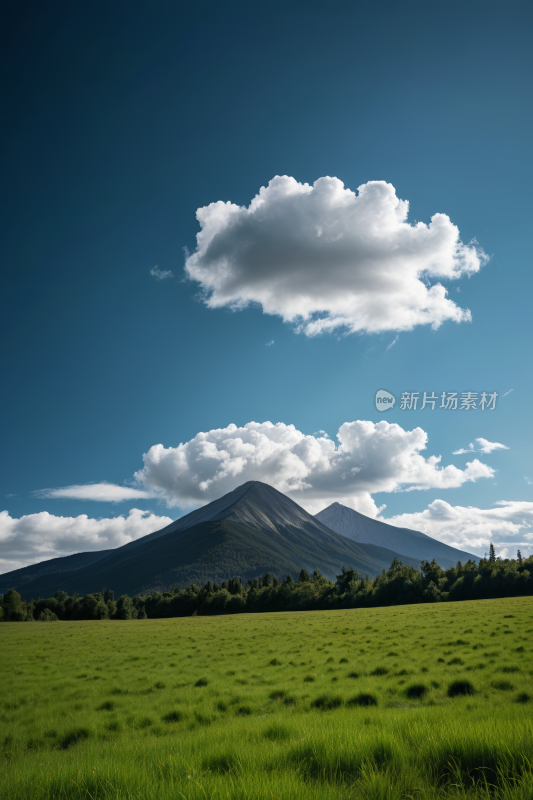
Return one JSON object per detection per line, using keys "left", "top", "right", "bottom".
{"left": 2, "top": 0, "right": 533, "bottom": 570}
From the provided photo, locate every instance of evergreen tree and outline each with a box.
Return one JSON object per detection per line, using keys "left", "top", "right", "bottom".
{"left": 299, "top": 569, "right": 312, "bottom": 583}
{"left": 489, "top": 543, "right": 496, "bottom": 563}
{"left": 312, "top": 568, "right": 329, "bottom": 585}
{"left": 335, "top": 566, "right": 360, "bottom": 593}
{"left": 421, "top": 559, "right": 444, "bottom": 585}
{"left": 517, "top": 550, "right": 523, "bottom": 564}
{"left": 227, "top": 578, "right": 243, "bottom": 595}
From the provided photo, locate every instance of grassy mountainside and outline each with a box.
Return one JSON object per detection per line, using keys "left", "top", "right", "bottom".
{"left": 16, "top": 518, "right": 422, "bottom": 599}
{"left": 1, "top": 596, "right": 532, "bottom": 799}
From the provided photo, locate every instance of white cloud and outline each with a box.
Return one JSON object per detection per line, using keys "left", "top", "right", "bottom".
{"left": 185, "top": 175, "right": 488, "bottom": 336}
{"left": 381, "top": 500, "right": 533, "bottom": 558}
{"left": 150, "top": 265, "right": 174, "bottom": 281}
{"left": 453, "top": 437, "right": 509, "bottom": 456}
{"left": 266, "top": 340, "right": 274, "bottom": 347}
{"left": 36, "top": 482, "right": 153, "bottom": 502}
{"left": 476, "top": 438, "right": 509, "bottom": 454}
{"left": 0, "top": 509, "right": 173, "bottom": 573}
{"left": 135, "top": 420, "right": 494, "bottom": 517}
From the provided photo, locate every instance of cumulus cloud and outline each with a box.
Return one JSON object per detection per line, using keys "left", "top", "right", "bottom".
{"left": 381, "top": 500, "right": 533, "bottom": 558}
{"left": 134, "top": 420, "right": 494, "bottom": 517}
{"left": 184, "top": 175, "right": 488, "bottom": 336}
{"left": 452, "top": 437, "right": 509, "bottom": 455}
{"left": 150, "top": 265, "right": 174, "bottom": 281}
{"left": 0, "top": 509, "right": 173, "bottom": 573}
{"left": 36, "top": 482, "right": 153, "bottom": 502}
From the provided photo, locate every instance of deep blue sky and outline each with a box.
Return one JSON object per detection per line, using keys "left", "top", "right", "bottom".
{"left": 2, "top": 0, "right": 532, "bottom": 566}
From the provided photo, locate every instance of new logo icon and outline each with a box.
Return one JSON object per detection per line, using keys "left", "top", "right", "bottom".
{"left": 375, "top": 389, "right": 396, "bottom": 412}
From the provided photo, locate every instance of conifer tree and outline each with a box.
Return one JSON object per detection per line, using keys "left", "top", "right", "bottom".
{"left": 517, "top": 549, "right": 523, "bottom": 564}
{"left": 489, "top": 543, "right": 496, "bottom": 562}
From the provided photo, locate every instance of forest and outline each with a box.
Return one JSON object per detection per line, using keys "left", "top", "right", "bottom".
{"left": 2, "top": 547, "right": 531, "bottom": 622}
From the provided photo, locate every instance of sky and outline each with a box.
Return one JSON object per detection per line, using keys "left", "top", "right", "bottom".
{"left": 2, "top": 0, "right": 533, "bottom": 572}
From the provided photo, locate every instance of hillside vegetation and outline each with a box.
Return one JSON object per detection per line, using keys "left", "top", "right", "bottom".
{"left": 2, "top": 552, "right": 532, "bottom": 622}
{"left": 1, "top": 596, "right": 532, "bottom": 799}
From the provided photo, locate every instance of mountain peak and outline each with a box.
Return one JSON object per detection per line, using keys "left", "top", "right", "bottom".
{"left": 315, "top": 501, "right": 477, "bottom": 569}
{"left": 13, "top": 481, "right": 425, "bottom": 598}
{"left": 137, "top": 479, "right": 324, "bottom": 542}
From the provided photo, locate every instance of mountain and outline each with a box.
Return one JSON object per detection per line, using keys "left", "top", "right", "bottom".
{"left": 12, "top": 482, "right": 422, "bottom": 599}
{"left": 0, "top": 550, "right": 112, "bottom": 595}
{"left": 315, "top": 502, "right": 477, "bottom": 570}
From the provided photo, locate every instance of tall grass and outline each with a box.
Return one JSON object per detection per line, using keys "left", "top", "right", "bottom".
{"left": 2, "top": 596, "right": 533, "bottom": 799}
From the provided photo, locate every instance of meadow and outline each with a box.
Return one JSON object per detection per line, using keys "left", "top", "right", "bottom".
{"left": 1, "top": 596, "right": 533, "bottom": 800}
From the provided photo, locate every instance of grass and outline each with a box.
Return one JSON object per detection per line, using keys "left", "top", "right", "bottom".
{"left": 1, "top": 596, "right": 533, "bottom": 799}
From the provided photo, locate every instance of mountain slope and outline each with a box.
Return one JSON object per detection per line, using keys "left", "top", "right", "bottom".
{"left": 315, "top": 502, "right": 478, "bottom": 570}
{"left": 144, "top": 480, "right": 343, "bottom": 538}
{"left": 15, "top": 482, "right": 423, "bottom": 598}
{"left": 0, "top": 550, "right": 113, "bottom": 594}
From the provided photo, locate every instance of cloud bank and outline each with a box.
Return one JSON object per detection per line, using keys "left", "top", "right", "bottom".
{"left": 16, "top": 421, "right": 504, "bottom": 570}
{"left": 185, "top": 176, "right": 488, "bottom": 335}
{"left": 0, "top": 509, "right": 173, "bottom": 573}
{"left": 135, "top": 420, "right": 494, "bottom": 517}
{"left": 382, "top": 500, "right": 533, "bottom": 559}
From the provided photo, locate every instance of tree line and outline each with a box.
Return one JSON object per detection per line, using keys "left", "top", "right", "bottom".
{"left": 1, "top": 547, "right": 531, "bottom": 622}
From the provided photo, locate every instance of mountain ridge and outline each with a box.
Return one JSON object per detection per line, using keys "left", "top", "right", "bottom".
{"left": 315, "top": 501, "right": 477, "bottom": 569}
{"left": 11, "top": 482, "right": 422, "bottom": 599}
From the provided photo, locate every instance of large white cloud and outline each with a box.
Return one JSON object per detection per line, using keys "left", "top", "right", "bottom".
{"left": 135, "top": 420, "right": 494, "bottom": 517}
{"left": 0, "top": 509, "right": 172, "bottom": 573}
{"left": 382, "top": 500, "right": 533, "bottom": 559}
{"left": 185, "top": 176, "right": 488, "bottom": 335}
{"left": 37, "top": 482, "right": 153, "bottom": 502}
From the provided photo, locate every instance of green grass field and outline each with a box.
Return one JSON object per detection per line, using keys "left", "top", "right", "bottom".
{"left": 2, "top": 596, "right": 533, "bottom": 800}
